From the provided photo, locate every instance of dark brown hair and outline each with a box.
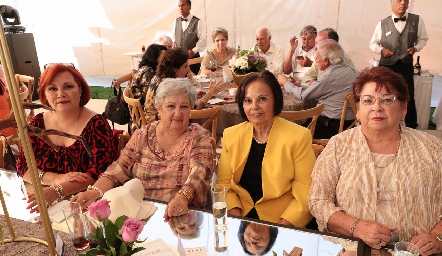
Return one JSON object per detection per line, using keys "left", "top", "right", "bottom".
{"left": 157, "top": 48, "right": 188, "bottom": 78}
{"left": 235, "top": 70, "right": 283, "bottom": 121}
{"left": 353, "top": 66, "right": 409, "bottom": 103}
{"left": 38, "top": 64, "right": 91, "bottom": 106}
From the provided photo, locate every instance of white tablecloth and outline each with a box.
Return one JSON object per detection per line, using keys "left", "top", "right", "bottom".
{"left": 124, "top": 51, "right": 143, "bottom": 70}
{"left": 414, "top": 75, "right": 433, "bottom": 129}
{"left": 432, "top": 95, "right": 442, "bottom": 130}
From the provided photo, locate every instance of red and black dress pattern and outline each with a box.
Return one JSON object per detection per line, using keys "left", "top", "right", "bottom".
{"left": 16, "top": 113, "right": 114, "bottom": 180}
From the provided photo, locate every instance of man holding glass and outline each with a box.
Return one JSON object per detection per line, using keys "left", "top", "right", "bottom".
{"left": 369, "top": 0, "right": 429, "bottom": 128}
{"left": 172, "top": 0, "right": 207, "bottom": 75}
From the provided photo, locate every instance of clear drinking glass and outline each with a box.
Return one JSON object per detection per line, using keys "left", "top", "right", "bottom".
{"left": 211, "top": 184, "right": 228, "bottom": 252}
{"left": 62, "top": 202, "right": 90, "bottom": 251}
{"left": 394, "top": 241, "right": 419, "bottom": 256}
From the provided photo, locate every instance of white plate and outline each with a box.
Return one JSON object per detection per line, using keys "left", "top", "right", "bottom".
{"left": 207, "top": 98, "right": 224, "bottom": 105}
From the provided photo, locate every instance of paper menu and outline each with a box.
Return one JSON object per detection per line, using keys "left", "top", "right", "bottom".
{"left": 133, "top": 238, "right": 176, "bottom": 255}
{"left": 178, "top": 236, "right": 207, "bottom": 256}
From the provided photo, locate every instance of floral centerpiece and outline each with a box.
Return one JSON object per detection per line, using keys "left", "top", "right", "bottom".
{"left": 229, "top": 46, "right": 267, "bottom": 84}
{"left": 80, "top": 199, "right": 145, "bottom": 256}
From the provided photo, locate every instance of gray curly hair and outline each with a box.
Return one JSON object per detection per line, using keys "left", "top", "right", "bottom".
{"left": 155, "top": 78, "right": 197, "bottom": 108}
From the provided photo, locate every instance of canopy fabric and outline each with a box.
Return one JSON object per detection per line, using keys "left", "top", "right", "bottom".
{"left": 10, "top": 0, "right": 442, "bottom": 76}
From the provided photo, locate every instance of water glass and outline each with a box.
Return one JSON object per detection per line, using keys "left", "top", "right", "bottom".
{"left": 394, "top": 241, "right": 419, "bottom": 256}
{"left": 211, "top": 184, "right": 228, "bottom": 252}
{"left": 62, "top": 202, "right": 90, "bottom": 251}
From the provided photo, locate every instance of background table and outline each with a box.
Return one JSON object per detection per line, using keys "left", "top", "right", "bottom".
{"left": 414, "top": 74, "right": 433, "bottom": 129}
{"left": 124, "top": 51, "right": 143, "bottom": 70}
{"left": 433, "top": 95, "right": 442, "bottom": 130}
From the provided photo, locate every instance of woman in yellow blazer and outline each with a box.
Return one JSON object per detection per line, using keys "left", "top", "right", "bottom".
{"left": 216, "top": 70, "right": 315, "bottom": 228}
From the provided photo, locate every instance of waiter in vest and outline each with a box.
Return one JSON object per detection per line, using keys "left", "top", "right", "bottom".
{"left": 172, "top": 0, "right": 207, "bottom": 75}
{"left": 369, "top": 0, "right": 428, "bottom": 128}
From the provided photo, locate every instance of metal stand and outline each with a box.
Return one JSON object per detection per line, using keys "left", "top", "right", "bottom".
{"left": 0, "top": 21, "right": 57, "bottom": 255}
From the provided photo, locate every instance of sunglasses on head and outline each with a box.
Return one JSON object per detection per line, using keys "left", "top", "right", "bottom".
{"left": 44, "top": 63, "right": 76, "bottom": 70}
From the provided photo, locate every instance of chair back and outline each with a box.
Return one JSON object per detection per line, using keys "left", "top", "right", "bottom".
{"left": 190, "top": 107, "right": 222, "bottom": 140}
{"left": 278, "top": 103, "right": 325, "bottom": 136}
{"left": 15, "top": 74, "right": 34, "bottom": 121}
{"left": 116, "top": 130, "right": 131, "bottom": 160}
{"left": 311, "top": 143, "right": 324, "bottom": 159}
{"left": 338, "top": 92, "right": 358, "bottom": 133}
{"left": 188, "top": 57, "right": 203, "bottom": 76}
{"left": 113, "top": 73, "right": 133, "bottom": 92}
{"left": 123, "top": 86, "right": 146, "bottom": 131}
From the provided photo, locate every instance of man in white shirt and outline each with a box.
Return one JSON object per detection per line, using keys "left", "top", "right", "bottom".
{"left": 157, "top": 35, "right": 173, "bottom": 50}
{"left": 255, "top": 27, "right": 285, "bottom": 73}
{"left": 369, "top": 0, "right": 429, "bottom": 128}
{"left": 283, "top": 25, "right": 317, "bottom": 82}
{"left": 171, "top": 0, "right": 207, "bottom": 75}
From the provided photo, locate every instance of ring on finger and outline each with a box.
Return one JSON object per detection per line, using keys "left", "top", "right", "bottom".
{"left": 377, "top": 239, "right": 382, "bottom": 246}
{"left": 431, "top": 242, "right": 435, "bottom": 249}
{"left": 178, "top": 208, "right": 184, "bottom": 213}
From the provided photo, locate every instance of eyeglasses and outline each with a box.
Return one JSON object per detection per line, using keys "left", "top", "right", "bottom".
{"left": 44, "top": 63, "right": 76, "bottom": 70}
{"left": 360, "top": 94, "right": 397, "bottom": 105}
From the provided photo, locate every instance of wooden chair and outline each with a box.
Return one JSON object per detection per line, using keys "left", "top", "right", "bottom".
{"left": 0, "top": 136, "right": 6, "bottom": 168}
{"left": 190, "top": 107, "right": 222, "bottom": 140}
{"left": 116, "top": 131, "right": 131, "bottom": 159}
{"left": 123, "top": 86, "right": 146, "bottom": 132}
{"left": 338, "top": 92, "right": 358, "bottom": 133}
{"left": 278, "top": 103, "right": 325, "bottom": 137}
{"left": 113, "top": 73, "right": 133, "bottom": 92}
{"left": 6, "top": 81, "right": 33, "bottom": 155}
{"left": 188, "top": 56, "right": 203, "bottom": 76}
{"left": 311, "top": 143, "right": 324, "bottom": 159}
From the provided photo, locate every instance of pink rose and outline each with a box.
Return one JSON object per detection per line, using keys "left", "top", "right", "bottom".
{"left": 88, "top": 199, "right": 111, "bottom": 220}
{"left": 119, "top": 218, "right": 144, "bottom": 242}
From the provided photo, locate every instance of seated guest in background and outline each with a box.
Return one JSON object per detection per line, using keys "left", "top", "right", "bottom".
{"left": 216, "top": 70, "right": 315, "bottom": 228}
{"left": 144, "top": 48, "right": 189, "bottom": 123}
{"left": 238, "top": 221, "right": 278, "bottom": 255}
{"left": 201, "top": 27, "right": 236, "bottom": 83}
{"left": 131, "top": 44, "right": 167, "bottom": 106}
{"left": 72, "top": 78, "right": 214, "bottom": 218}
{"left": 309, "top": 67, "right": 442, "bottom": 255}
{"left": 0, "top": 64, "right": 14, "bottom": 137}
{"left": 302, "top": 28, "right": 354, "bottom": 84}
{"left": 145, "top": 48, "right": 224, "bottom": 121}
{"left": 283, "top": 25, "right": 317, "bottom": 82}
{"left": 17, "top": 63, "right": 114, "bottom": 212}
{"left": 278, "top": 39, "right": 359, "bottom": 139}
{"left": 255, "top": 27, "right": 285, "bottom": 74}
{"left": 157, "top": 35, "right": 173, "bottom": 50}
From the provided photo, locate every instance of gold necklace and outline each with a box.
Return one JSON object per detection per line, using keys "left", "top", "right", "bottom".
{"left": 372, "top": 128, "right": 402, "bottom": 168}
{"left": 252, "top": 134, "right": 268, "bottom": 144}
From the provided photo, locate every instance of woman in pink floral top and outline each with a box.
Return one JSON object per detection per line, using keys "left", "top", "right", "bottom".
{"left": 72, "top": 78, "right": 214, "bottom": 218}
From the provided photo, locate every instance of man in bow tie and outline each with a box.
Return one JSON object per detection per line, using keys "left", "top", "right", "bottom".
{"left": 171, "top": 0, "right": 207, "bottom": 75}
{"left": 369, "top": 0, "right": 429, "bottom": 128}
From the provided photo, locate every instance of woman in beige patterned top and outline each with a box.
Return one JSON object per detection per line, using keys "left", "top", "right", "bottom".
{"left": 308, "top": 67, "right": 442, "bottom": 255}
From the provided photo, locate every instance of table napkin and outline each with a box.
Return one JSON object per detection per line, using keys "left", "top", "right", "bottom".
{"left": 102, "top": 178, "right": 157, "bottom": 221}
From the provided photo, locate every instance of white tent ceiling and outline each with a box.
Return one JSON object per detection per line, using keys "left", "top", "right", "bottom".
{"left": 8, "top": 0, "right": 442, "bottom": 76}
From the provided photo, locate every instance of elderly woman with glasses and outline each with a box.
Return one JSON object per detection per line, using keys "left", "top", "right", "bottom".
{"left": 308, "top": 67, "right": 442, "bottom": 255}
{"left": 16, "top": 63, "right": 114, "bottom": 212}
{"left": 71, "top": 78, "right": 214, "bottom": 218}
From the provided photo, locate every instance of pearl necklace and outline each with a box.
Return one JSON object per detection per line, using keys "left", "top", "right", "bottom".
{"left": 372, "top": 128, "right": 402, "bottom": 169}
{"left": 252, "top": 134, "right": 268, "bottom": 144}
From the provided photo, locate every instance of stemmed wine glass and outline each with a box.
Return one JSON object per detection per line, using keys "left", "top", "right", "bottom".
{"left": 209, "top": 60, "right": 218, "bottom": 83}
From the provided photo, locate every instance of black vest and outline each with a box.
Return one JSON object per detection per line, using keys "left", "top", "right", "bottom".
{"left": 379, "top": 13, "right": 419, "bottom": 65}
{"left": 174, "top": 16, "right": 200, "bottom": 51}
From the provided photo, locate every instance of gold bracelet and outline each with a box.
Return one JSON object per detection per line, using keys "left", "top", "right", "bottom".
{"left": 38, "top": 171, "right": 46, "bottom": 185}
{"left": 177, "top": 188, "right": 193, "bottom": 204}
{"left": 199, "top": 98, "right": 207, "bottom": 105}
{"left": 349, "top": 218, "right": 361, "bottom": 237}
{"left": 88, "top": 185, "right": 104, "bottom": 198}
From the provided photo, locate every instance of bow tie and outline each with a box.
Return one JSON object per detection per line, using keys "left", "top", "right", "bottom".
{"left": 394, "top": 16, "right": 406, "bottom": 23}
{"left": 181, "top": 17, "right": 188, "bottom": 22}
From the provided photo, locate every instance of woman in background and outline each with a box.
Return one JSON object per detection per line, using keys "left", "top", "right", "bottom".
{"left": 17, "top": 63, "right": 113, "bottom": 212}
{"left": 201, "top": 27, "right": 236, "bottom": 83}
{"left": 131, "top": 44, "right": 167, "bottom": 106}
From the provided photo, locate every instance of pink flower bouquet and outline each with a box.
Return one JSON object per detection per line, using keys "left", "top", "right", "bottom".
{"left": 229, "top": 45, "right": 267, "bottom": 75}
{"left": 80, "top": 199, "right": 145, "bottom": 256}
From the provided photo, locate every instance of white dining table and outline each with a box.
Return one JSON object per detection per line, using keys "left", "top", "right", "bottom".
{"left": 123, "top": 51, "right": 143, "bottom": 70}
{"left": 414, "top": 74, "right": 433, "bottom": 129}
